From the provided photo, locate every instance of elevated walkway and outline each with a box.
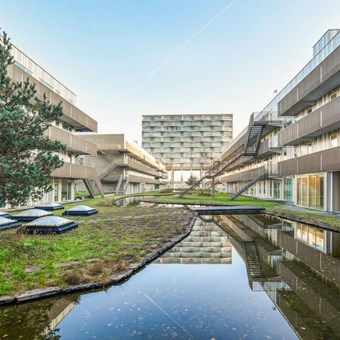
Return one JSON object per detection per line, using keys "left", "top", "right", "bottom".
{"left": 192, "top": 206, "right": 265, "bottom": 215}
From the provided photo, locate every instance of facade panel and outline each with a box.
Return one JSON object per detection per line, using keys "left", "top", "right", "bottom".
{"left": 214, "top": 30, "right": 340, "bottom": 212}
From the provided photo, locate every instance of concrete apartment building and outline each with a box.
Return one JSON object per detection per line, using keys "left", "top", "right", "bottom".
{"left": 5, "top": 42, "right": 104, "bottom": 204}
{"left": 142, "top": 114, "right": 233, "bottom": 186}
{"left": 214, "top": 29, "right": 340, "bottom": 212}
{"left": 78, "top": 134, "right": 167, "bottom": 195}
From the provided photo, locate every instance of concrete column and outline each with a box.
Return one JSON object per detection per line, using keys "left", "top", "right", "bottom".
{"left": 211, "top": 177, "right": 215, "bottom": 199}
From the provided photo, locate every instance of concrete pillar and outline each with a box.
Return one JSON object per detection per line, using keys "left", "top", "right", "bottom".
{"left": 211, "top": 177, "right": 215, "bottom": 199}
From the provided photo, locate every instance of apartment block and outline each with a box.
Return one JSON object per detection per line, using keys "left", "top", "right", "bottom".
{"left": 214, "top": 29, "right": 340, "bottom": 212}
{"left": 4, "top": 42, "right": 103, "bottom": 205}
{"left": 78, "top": 134, "right": 167, "bottom": 195}
{"left": 142, "top": 114, "right": 233, "bottom": 186}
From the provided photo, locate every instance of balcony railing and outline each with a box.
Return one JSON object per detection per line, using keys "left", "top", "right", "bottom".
{"left": 219, "top": 134, "right": 246, "bottom": 162}
{"left": 125, "top": 159, "right": 161, "bottom": 177}
{"left": 52, "top": 163, "right": 99, "bottom": 179}
{"left": 128, "top": 175, "right": 160, "bottom": 185}
{"left": 278, "top": 45, "right": 340, "bottom": 117}
{"left": 8, "top": 64, "right": 97, "bottom": 132}
{"left": 217, "top": 166, "right": 266, "bottom": 183}
{"left": 279, "top": 145, "right": 340, "bottom": 176}
{"left": 257, "top": 138, "right": 282, "bottom": 157}
{"left": 45, "top": 126, "right": 97, "bottom": 155}
{"left": 279, "top": 96, "right": 340, "bottom": 146}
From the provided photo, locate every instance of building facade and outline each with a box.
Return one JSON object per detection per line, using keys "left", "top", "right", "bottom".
{"left": 142, "top": 114, "right": 233, "bottom": 187}
{"left": 78, "top": 134, "right": 167, "bottom": 195}
{"left": 215, "top": 29, "right": 340, "bottom": 212}
{"left": 4, "top": 41, "right": 103, "bottom": 205}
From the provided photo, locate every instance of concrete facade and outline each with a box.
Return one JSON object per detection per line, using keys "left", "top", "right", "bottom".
{"left": 3, "top": 41, "right": 103, "bottom": 206}
{"left": 214, "top": 30, "right": 340, "bottom": 212}
{"left": 142, "top": 113, "right": 233, "bottom": 187}
{"left": 78, "top": 134, "right": 167, "bottom": 195}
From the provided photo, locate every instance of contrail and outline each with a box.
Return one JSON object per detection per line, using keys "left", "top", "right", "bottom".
{"left": 146, "top": 0, "right": 239, "bottom": 79}
{"left": 144, "top": 293, "right": 194, "bottom": 338}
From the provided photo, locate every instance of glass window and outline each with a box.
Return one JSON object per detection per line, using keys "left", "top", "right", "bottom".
{"left": 330, "top": 133, "right": 338, "bottom": 147}
{"left": 302, "top": 177, "right": 308, "bottom": 207}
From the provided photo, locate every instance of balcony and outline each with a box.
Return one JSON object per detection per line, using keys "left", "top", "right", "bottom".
{"left": 219, "top": 134, "right": 246, "bottom": 163}
{"left": 125, "top": 141, "right": 160, "bottom": 169}
{"left": 278, "top": 45, "right": 340, "bottom": 117}
{"left": 128, "top": 175, "right": 160, "bottom": 185}
{"left": 45, "top": 126, "right": 97, "bottom": 155}
{"left": 8, "top": 64, "right": 97, "bottom": 132}
{"left": 257, "top": 138, "right": 282, "bottom": 158}
{"left": 279, "top": 145, "right": 340, "bottom": 177}
{"left": 52, "top": 163, "right": 99, "bottom": 180}
{"left": 279, "top": 96, "right": 340, "bottom": 146}
{"left": 125, "top": 159, "right": 161, "bottom": 177}
{"left": 218, "top": 166, "right": 266, "bottom": 183}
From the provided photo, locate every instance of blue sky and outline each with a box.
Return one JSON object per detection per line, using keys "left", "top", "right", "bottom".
{"left": 1, "top": 0, "right": 340, "bottom": 141}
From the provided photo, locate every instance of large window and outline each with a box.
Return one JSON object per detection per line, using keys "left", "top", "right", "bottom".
{"left": 296, "top": 174, "right": 324, "bottom": 209}
{"left": 284, "top": 178, "right": 292, "bottom": 201}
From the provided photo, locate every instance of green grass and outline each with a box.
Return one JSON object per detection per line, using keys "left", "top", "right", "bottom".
{"left": 141, "top": 191, "right": 279, "bottom": 208}
{"left": 140, "top": 190, "right": 340, "bottom": 229}
{"left": 0, "top": 197, "right": 193, "bottom": 296}
{"left": 268, "top": 205, "right": 340, "bottom": 228}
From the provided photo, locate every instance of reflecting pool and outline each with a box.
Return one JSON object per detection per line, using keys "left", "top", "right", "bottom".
{"left": 0, "top": 214, "right": 339, "bottom": 339}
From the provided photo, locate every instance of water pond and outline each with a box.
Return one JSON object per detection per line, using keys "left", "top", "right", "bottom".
{"left": 0, "top": 213, "right": 339, "bottom": 339}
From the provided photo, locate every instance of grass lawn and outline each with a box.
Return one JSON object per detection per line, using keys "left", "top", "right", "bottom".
{"left": 141, "top": 191, "right": 279, "bottom": 208}
{"left": 140, "top": 190, "right": 340, "bottom": 229}
{"left": 0, "top": 198, "right": 193, "bottom": 296}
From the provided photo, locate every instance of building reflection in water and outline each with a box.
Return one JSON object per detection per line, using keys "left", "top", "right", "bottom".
{"left": 155, "top": 216, "right": 232, "bottom": 264}
{"left": 0, "top": 296, "right": 76, "bottom": 339}
{"left": 215, "top": 213, "right": 340, "bottom": 339}
{"left": 0, "top": 214, "right": 339, "bottom": 339}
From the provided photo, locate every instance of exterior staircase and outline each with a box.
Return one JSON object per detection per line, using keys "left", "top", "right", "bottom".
{"left": 179, "top": 153, "right": 243, "bottom": 196}
{"left": 244, "top": 241, "right": 263, "bottom": 278}
{"left": 244, "top": 112, "right": 265, "bottom": 156}
{"left": 99, "top": 164, "right": 119, "bottom": 180}
{"left": 229, "top": 174, "right": 266, "bottom": 200}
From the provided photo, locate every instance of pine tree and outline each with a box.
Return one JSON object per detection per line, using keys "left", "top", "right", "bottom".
{"left": 0, "top": 31, "right": 65, "bottom": 206}
{"left": 185, "top": 174, "right": 198, "bottom": 186}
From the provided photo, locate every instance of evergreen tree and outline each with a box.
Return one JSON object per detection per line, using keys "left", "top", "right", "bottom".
{"left": 185, "top": 174, "right": 198, "bottom": 186}
{"left": 0, "top": 31, "right": 65, "bottom": 206}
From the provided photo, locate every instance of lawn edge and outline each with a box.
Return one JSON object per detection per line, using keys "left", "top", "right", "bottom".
{"left": 0, "top": 214, "right": 198, "bottom": 307}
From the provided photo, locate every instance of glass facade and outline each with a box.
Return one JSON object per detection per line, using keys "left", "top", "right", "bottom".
{"left": 283, "top": 178, "right": 292, "bottom": 201}
{"left": 296, "top": 174, "right": 324, "bottom": 209}
{"left": 61, "top": 180, "right": 72, "bottom": 201}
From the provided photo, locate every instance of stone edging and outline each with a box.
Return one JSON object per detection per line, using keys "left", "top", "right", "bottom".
{"left": 0, "top": 214, "right": 198, "bottom": 307}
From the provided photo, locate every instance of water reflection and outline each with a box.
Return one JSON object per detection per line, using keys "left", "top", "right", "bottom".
{"left": 0, "top": 215, "right": 339, "bottom": 339}
{"left": 215, "top": 214, "right": 340, "bottom": 339}
{"left": 0, "top": 296, "right": 76, "bottom": 339}
{"left": 155, "top": 218, "right": 232, "bottom": 264}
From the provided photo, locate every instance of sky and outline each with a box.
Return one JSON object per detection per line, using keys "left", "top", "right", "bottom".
{"left": 1, "top": 0, "right": 340, "bottom": 142}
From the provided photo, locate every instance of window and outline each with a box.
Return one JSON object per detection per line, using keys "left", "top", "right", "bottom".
{"left": 330, "top": 92, "right": 337, "bottom": 100}
{"left": 62, "top": 122, "right": 73, "bottom": 132}
{"left": 296, "top": 174, "right": 324, "bottom": 210}
{"left": 330, "top": 133, "right": 338, "bottom": 147}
